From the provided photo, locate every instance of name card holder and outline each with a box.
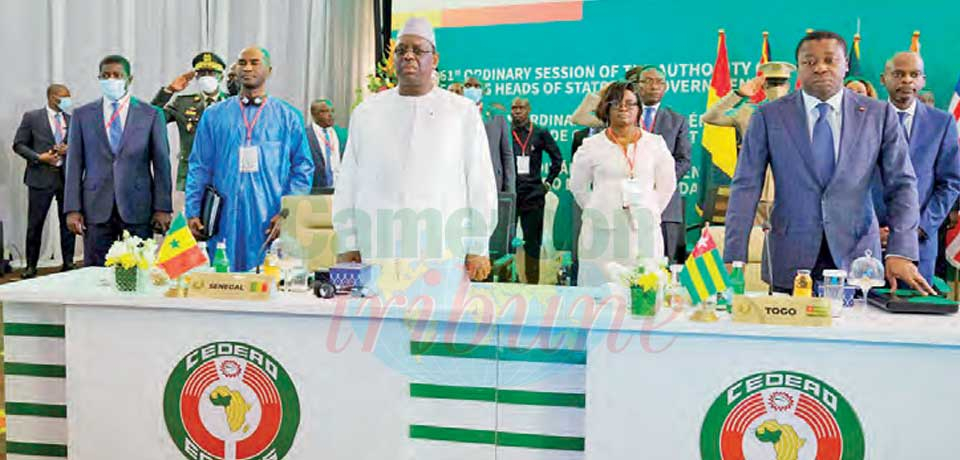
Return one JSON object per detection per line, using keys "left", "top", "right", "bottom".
{"left": 186, "top": 272, "right": 274, "bottom": 301}
{"left": 731, "top": 295, "right": 832, "bottom": 327}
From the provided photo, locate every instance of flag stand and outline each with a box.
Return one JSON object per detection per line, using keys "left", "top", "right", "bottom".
{"left": 164, "top": 275, "right": 188, "bottom": 298}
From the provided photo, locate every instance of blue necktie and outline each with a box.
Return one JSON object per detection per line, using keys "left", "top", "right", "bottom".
{"left": 53, "top": 113, "right": 64, "bottom": 144}
{"left": 811, "top": 102, "right": 836, "bottom": 185}
{"left": 897, "top": 111, "right": 910, "bottom": 141}
{"left": 108, "top": 101, "right": 123, "bottom": 154}
{"left": 643, "top": 107, "right": 655, "bottom": 131}
{"left": 322, "top": 129, "right": 334, "bottom": 185}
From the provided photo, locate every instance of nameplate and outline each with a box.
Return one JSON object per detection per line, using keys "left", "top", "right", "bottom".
{"left": 186, "top": 272, "right": 273, "bottom": 301}
{"left": 731, "top": 295, "right": 832, "bottom": 327}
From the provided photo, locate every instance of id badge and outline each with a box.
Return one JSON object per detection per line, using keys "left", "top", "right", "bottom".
{"left": 239, "top": 145, "right": 260, "bottom": 173}
{"left": 621, "top": 178, "right": 644, "bottom": 208}
{"left": 517, "top": 156, "right": 531, "bottom": 175}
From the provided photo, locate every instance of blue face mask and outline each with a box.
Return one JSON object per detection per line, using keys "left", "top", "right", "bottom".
{"left": 99, "top": 78, "right": 127, "bottom": 101}
{"left": 464, "top": 87, "right": 483, "bottom": 104}
{"left": 57, "top": 97, "right": 73, "bottom": 112}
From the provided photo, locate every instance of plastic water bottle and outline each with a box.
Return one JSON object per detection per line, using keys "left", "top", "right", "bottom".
{"left": 730, "top": 261, "right": 745, "bottom": 295}
{"left": 213, "top": 242, "right": 230, "bottom": 273}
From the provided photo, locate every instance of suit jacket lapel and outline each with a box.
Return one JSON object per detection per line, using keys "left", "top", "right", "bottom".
{"left": 828, "top": 90, "right": 865, "bottom": 190}
{"left": 653, "top": 107, "right": 669, "bottom": 135}
{"left": 94, "top": 98, "right": 111, "bottom": 154}
{"left": 779, "top": 92, "right": 823, "bottom": 187}
{"left": 116, "top": 98, "right": 141, "bottom": 156}
{"left": 910, "top": 101, "right": 925, "bottom": 154}
{"left": 38, "top": 109, "right": 56, "bottom": 144}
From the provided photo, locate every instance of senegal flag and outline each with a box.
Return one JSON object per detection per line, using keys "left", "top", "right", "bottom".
{"left": 156, "top": 213, "right": 208, "bottom": 279}
{"left": 680, "top": 227, "right": 730, "bottom": 306}
{"left": 702, "top": 29, "right": 738, "bottom": 181}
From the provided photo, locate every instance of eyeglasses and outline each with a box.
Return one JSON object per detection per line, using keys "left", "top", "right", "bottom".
{"left": 890, "top": 70, "right": 923, "bottom": 80}
{"left": 608, "top": 100, "right": 640, "bottom": 109}
{"left": 395, "top": 45, "right": 434, "bottom": 58}
{"left": 638, "top": 78, "right": 666, "bottom": 87}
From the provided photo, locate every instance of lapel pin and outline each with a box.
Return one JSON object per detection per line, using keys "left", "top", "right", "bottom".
{"left": 858, "top": 106, "right": 865, "bottom": 112}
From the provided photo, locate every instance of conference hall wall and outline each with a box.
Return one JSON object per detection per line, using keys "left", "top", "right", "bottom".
{"left": 393, "top": 0, "right": 960, "bottom": 252}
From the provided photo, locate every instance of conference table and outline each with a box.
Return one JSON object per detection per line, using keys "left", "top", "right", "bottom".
{"left": 1, "top": 267, "right": 958, "bottom": 460}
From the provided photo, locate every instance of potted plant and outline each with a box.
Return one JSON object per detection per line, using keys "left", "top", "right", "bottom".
{"left": 104, "top": 231, "right": 157, "bottom": 292}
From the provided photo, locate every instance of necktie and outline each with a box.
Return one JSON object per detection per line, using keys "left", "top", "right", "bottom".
{"left": 811, "top": 102, "right": 836, "bottom": 185}
{"left": 53, "top": 113, "right": 64, "bottom": 144}
{"left": 322, "top": 129, "right": 334, "bottom": 184}
{"left": 643, "top": 107, "right": 655, "bottom": 131}
{"left": 897, "top": 111, "right": 910, "bottom": 141}
{"left": 108, "top": 101, "right": 123, "bottom": 154}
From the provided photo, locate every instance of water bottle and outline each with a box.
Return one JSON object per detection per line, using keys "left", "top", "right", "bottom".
{"left": 730, "top": 261, "right": 745, "bottom": 295}
{"left": 213, "top": 242, "right": 230, "bottom": 273}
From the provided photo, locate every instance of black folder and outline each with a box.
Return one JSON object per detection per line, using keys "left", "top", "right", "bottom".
{"left": 199, "top": 185, "right": 223, "bottom": 241}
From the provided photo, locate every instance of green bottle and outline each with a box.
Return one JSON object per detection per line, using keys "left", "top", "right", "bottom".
{"left": 730, "top": 261, "right": 746, "bottom": 295}
{"left": 213, "top": 242, "right": 230, "bottom": 273}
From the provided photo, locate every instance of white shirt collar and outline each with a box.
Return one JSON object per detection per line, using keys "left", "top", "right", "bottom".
{"left": 888, "top": 98, "right": 917, "bottom": 117}
{"left": 642, "top": 102, "right": 661, "bottom": 112}
{"left": 103, "top": 92, "right": 132, "bottom": 108}
{"left": 46, "top": 106, "right": 61, "bottom": 118}
{"left": 801, "top": 89, "right": 843, "bottom": 115}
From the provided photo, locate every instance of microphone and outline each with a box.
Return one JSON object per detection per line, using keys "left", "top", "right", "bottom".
{"left": 255, "top": 208, "right": 290, "bottom": 274}
{"left": 762, "top": 221, "right": 773, "bottom": 296}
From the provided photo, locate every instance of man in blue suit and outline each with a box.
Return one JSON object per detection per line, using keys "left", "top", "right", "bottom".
{"left": 873, "top": 52, "right": 960, "bottom": 283}
{"left": 724, "top": 31, "right": 933, "bottom": 294}
{"left": 64, "top": 55, "right": 173, "bottom": 266}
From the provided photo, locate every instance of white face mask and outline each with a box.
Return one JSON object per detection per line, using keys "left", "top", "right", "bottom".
{"left": 198, "top": 76, "right": 220, "bottom": 95}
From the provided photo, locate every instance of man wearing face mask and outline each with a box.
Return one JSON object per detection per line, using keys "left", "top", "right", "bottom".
{"left": 333, "top": 17, "right": 497, "bottom": 282}
{"left": 871, "top": 51, "right": 960, "bottom": 284}
{"left": 151, "top": 52, "right": 228, "bottom": 194}
{"left": 703, "top": 61, "right": 796, "bottom": 225}
{"left": 12, "top": 84, "right": 77, "bottom": 278}
{"left": 185, "top": 47, "right": 314, "bottom": 272}
{"left": 64, "top": 54, "right": 173, "bottom": 267}
{"left": 464, "top": 77, "right": 515, "bottom": 195}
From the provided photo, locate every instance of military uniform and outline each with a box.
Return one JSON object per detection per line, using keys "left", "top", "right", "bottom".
{"left": 702, "top": 61, "right": 796, "bottom": 225}
{"left": 151, "top": 52, "right": 227, "bottom": 191}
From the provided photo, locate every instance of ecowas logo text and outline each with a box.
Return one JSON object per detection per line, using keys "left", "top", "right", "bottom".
{"left": 164, "top": 342, "right": 300, "bottom": 460}
{"left": 700, "top": 371, "right": 864, "bottom": 460}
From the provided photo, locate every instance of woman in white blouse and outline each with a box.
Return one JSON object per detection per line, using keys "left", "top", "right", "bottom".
{"left": 569, "top": 81, "right": 676, "bottom": 287}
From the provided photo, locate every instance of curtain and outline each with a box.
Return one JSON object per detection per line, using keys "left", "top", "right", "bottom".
{"left": 0, "top": 0, "right": 373, "bottom": 268}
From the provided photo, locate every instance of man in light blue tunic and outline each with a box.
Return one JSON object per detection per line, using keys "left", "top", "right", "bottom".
{"left": 185, "top": 47, "right": 314, "bottom": 271}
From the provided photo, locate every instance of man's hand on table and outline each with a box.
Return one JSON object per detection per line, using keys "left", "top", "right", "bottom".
{"left": 885, "top": 256, "right": 936, "bottom": 295}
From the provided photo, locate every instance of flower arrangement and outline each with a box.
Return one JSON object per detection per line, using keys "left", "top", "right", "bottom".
{"left": 622, "top": 259, "right": 669, "bottom": 316}
{"left": 366, "top": 39, "right": 398, "bottom": 94}
{"left": 104, "top": 231, "right": 157, "bottom": 270}
{"left": 105, "top": 231, "right": 158, "bottom": 292}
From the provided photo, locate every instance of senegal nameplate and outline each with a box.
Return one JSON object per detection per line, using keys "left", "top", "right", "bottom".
{"left": 186, "top": 272, "right": 273, "bottom": 301}
{"left": 731, "top": 295, "right": 832, "bottom": 327}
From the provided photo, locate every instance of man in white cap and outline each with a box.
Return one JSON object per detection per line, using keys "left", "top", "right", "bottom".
{"left": 333, "top": 17, "right": 498, "bottom": 282}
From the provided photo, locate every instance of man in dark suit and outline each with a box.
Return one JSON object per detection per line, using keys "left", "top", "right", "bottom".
{"left": 873, "top": 51, "right": 960, "bottom": 283}
{"left": 725, "top": 31, "right": 932, "bottom": 294}
{"left": 307, "top": 98, "right": 348, "bottom": 192}
{"left": 64, "top": 55, "right": 173, "bottom": 267}
{"left": 12, "top": 84, "right": 77, "bottom": 278}
{"left": 464, "top": 77, "right": 516, "bottom": 194}
{"left": 629, "top": 65, "right": 692, "bottom": 263}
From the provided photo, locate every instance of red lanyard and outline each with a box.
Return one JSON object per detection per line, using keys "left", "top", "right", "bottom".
{"left": 105, "top": 99, "right": 129, "bottom": 131}
{"left": 512, "top": 124, "right": 534, "bottom": 155}
{"left": 239, "top": 97, "right": 268, "bottom": 144}
{"left": 605, "top": 128, "right": 642, "bottom": 178}
{"left": 319, "top": 127, "right": 335, "bottom": 152}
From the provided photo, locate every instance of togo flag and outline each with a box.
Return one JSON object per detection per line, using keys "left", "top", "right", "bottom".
{"left": 156, "top": 213, "right": 208, "bottom": 279}
{"left": 680, "top": 227, "right": 731, "bottom": 305}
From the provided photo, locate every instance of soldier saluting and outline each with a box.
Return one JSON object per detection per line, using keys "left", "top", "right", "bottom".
{"left": 152, "top": 52, "right": 228, "bottom": 192}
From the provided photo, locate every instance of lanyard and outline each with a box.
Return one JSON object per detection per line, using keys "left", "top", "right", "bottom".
{"left": 605, "top": 128, "right": 641, "bottom": 179}
{"left": 105, "top": 99, "right": 129, "bottom": 131}
{"left": 239, "top": 97, "right": 268, "bottom": 144}
{"left": 319, "top": 127, "right": 335, "bottom": 152}
{"left": 512, "top": 124, "right": 534, "bottom": 156}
